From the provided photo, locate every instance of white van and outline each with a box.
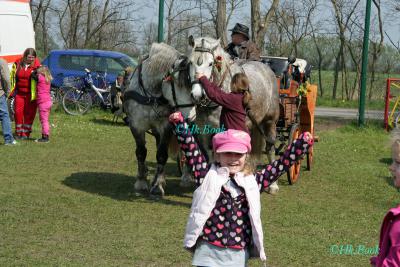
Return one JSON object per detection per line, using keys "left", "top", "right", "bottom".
{"left": 0, "top": 0, "right": 35, "bottom": 68}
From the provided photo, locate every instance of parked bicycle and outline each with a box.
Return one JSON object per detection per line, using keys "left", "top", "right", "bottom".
{"left": 62, "top": 68, "right": 111, "bottom": 115}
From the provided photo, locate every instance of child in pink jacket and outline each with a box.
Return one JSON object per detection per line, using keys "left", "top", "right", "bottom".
{"left": 35, "top": 66, "right": 52, "bottom": 143}
{"left": 370, "top": 130, "right": 400, "bottom": 266}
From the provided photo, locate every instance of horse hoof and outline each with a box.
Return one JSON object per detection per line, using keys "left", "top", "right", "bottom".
{"left": 134, "top": 180, "right": 149, "bottom": 192}
{"left": 179, "top": 179, "right": 193, "bottom": 188}
{"left": 150, "top": 184, "right": 165, "bottom": 197}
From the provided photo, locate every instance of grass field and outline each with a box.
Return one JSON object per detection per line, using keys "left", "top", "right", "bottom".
{"left": 311, "top": 70, "right": 400, "bottom": 110}
{"left": 0, "top": 109, "right": 399, "bottom": 266}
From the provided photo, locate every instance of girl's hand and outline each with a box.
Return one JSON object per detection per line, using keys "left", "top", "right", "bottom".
{"left": 169, "top": 112, "right": 184, "bottom": 124}
{"left": 301, "top": 131, "right": 314, "bottom": 146}
{"left": 195, "top": 72, "right": 205, "bottom": 79}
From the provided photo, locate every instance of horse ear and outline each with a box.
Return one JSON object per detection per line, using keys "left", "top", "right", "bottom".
{"left": 188, "top": 35, "right": 195, "bottom": 47}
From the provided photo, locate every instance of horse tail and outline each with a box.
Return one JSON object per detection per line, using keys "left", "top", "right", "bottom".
{"left": 250, "top": 125, "right": 264, "bottom": 159}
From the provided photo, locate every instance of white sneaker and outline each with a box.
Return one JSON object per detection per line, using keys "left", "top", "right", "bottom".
{"left": 5, "top": 140, "right": 18, "bottom": 146}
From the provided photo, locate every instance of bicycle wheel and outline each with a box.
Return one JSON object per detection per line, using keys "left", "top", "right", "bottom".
{"left": 62, "top": 87, "right": 92, "bottom": 115}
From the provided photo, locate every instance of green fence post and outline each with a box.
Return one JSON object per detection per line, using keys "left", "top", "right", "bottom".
{"left": 158, "top": 0, "right": 164, "bottom": 43}
{"left": 359, "top": 0, "right": 372, "bottom": 127}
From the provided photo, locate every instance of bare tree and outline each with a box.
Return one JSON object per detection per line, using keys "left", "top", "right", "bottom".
{"left": 216, "top": 0, "right": 228, "bottom": 47}
{"left": 250, "top": 0, "right": 280, "bottom": 52}
{"left": 274, "top": 0, "right": 317, "bottom": 56}
{"left": 54, "top": 0, "right": 139, "bottom": 50}
{"left": 309, "top": 18, "right": 324, "bottom": 96}
{"left": 203, "top": 0, "right": 245, "bottom": 47}
{"left": 31, "top": 0, "right": 53, "bottom": 55}
{"left": 330, "top": 0, "right": 361, "bottom": 99}
{"left": 368, "top": 0, "right": 384, "bottom": 100}
{"left": 165, "top": 0, "right": 200, "bottom": 46}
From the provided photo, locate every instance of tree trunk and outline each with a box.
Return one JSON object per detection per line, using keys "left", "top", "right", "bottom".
{"left": 166, "top": 0, "right": 175, "bottom": 45}
{"left": 84, "top": 0, "right": 93, "bottom": 47}
{"left": 41, "top": 0, "right": 51, "bottom": 55}
{"left": 97, "top": 0, "right": 110, "bottom": 50}
{"left": 250, "top": 0, "right": 280, "bottom": 53}
{"left": 332, "top": 44, "right": 343, "bottom": 100}
{"left": 216, "top": 0, "right": 227, "bottom": 47}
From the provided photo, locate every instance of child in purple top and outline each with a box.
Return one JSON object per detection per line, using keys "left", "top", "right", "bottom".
{"left": 169, "top": 111, "right": 313, "bottom": 266}
{"left": 35, "top": 66, "right": 52, "bottom": 143}
{"left": 371, "top": 130, "right": 400, "bottom": 266}
{"left": 196, "top": 72, "right": 251, "bottom": 133}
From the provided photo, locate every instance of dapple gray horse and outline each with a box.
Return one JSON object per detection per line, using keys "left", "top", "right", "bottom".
{"left": 123, "top": 43, "right": 195, "bottom": 196}
{"left": 168, "top": 36, "right": 281, "bottom": 193}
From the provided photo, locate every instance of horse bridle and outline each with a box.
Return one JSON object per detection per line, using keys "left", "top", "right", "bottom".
{"left": 165, "top": 56, "right": 195, "bottom": 111}
{"left": 190, "top": 38, "right": 218, "bottom": 87}
{"left": 190, "top": 38, "right": 231, "bottom": 108}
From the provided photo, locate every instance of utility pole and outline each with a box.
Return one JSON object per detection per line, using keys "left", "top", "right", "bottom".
{"left": 158, "top": 0, "right": 164, "bottom": 43}
{"left": 359, "top": 0, "right": 372, "bottom": 127}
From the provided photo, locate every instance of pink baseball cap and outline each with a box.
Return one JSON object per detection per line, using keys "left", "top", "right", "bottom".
{"left": 212, "top": 129, "right": 251, "bottom": 154}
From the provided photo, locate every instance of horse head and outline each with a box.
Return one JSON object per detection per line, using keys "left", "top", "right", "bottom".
{"left": 162, "top": 56, "right": 196, "bottom": 121}
{"left": 187, "top": 36, "right": 227, "bottom": 102}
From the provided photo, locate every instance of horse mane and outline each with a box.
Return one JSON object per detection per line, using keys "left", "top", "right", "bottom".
{"left": 143, "top": 43, "right": 181, "bottom": 78}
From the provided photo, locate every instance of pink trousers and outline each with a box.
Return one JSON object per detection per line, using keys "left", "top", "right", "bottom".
{"left": 37, "top": 101, "right": 52, "bottom": 136}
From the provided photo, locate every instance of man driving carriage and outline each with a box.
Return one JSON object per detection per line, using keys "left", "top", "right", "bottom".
{"left": 225, "top": 23, "right": 261, "bottom": 61}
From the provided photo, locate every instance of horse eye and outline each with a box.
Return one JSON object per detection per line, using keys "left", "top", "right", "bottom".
{"left": 209, "top": 62, "right": 213, "bottom": 67}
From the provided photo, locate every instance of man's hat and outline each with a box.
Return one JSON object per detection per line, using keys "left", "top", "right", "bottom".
{"left": 229, "top": 23, "right": 250, "bottom": 40}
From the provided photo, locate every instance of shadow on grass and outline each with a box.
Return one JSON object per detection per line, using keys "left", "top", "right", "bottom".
{"left": 62, "top": 172, "right": 193, "bottom": 207}
{"left": 378, "top": 175, "right": 395, "bottom": 188}
{"left": 90, "top": 118, "right": 127, "bottom": 127}
{"left": 379, "top": 157, "right": 392, "bottom": 165}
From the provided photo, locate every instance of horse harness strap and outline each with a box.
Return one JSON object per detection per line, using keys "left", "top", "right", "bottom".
{"left": 124, "top": 90, "right": 169, "bottom": 106}
{"left": 124, "top": 60, "right": 169, "bottom": 108}
{"left": 169, "top": 80, "right": 195, "bottom": 110}
{"left": 166, "top": 56, "right": 195, "bottom": 110}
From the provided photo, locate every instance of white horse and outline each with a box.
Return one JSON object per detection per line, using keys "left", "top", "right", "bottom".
{"left": 169, "top": 36, "right": 281, "bottom": 194}
{"left": 123, "top": 43, "right": 196, "bottom": 196}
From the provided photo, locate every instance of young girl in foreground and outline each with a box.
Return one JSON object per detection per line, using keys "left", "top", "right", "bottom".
{"left": 35, "top": 66, "right": 53, "bottom": 143}
{"left": 370, "top": 130, "right": 400, "bottom": 266}
{"left": 169, "top": 112, "right": 313, "bottom": 267}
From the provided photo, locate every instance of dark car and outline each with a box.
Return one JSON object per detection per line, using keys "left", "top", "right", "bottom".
{"left": 41, "top": 49, "right": 137, "bottom": 88}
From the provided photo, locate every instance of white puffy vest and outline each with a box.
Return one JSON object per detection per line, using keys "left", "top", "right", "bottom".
{"left": 183, "top": 164, "right": 266, "bottom": 261}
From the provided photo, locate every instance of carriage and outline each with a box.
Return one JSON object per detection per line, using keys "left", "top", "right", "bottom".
{"left": 262, "top": 56, "right": 317, "bottom": 185}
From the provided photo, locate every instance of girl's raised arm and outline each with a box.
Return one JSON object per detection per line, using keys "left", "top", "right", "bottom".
{"left": 255, "top": 132, "right": 314, "bottom": 192}
{"left": 169, "top": 112, "right": 210, "bottom": 186}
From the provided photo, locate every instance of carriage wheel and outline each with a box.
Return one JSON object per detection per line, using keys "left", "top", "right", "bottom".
{"left": 287, "top": 123, "right": 301, "bottom": 185}
{"left": 176, "top": 150, "right": 186, "bottom": 176}
{"left": 306, "top": 146, "right": 313, "bottom": 171}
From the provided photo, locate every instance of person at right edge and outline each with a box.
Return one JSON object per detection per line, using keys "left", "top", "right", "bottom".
{"left": 370, "top": 129, "right": 400, "bottom": 266}
{"left": 0, "top": 58, "right": 17, "bottom": 145}
{"left": 225, "top": 23, "right": 261, "bottom": 61}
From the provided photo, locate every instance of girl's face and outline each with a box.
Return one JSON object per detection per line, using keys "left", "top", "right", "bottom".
{"left": 215, "top": 152, "right": 247, "bottom": 174}
{"left": 26, "top": 55, "right": 36, "bottom": 64}
{"left": 389, "top": 142, "right": 400, "bottom": 188}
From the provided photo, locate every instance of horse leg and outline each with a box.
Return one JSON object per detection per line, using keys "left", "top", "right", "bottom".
{"left": 150, "top": 126, "right": 172, "bottom": 196}
{"left": 264, "top": 120, "right": 279, "bottom": 195}
{"left": 130, "top": 127, "right": 149, "bottom": 191}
